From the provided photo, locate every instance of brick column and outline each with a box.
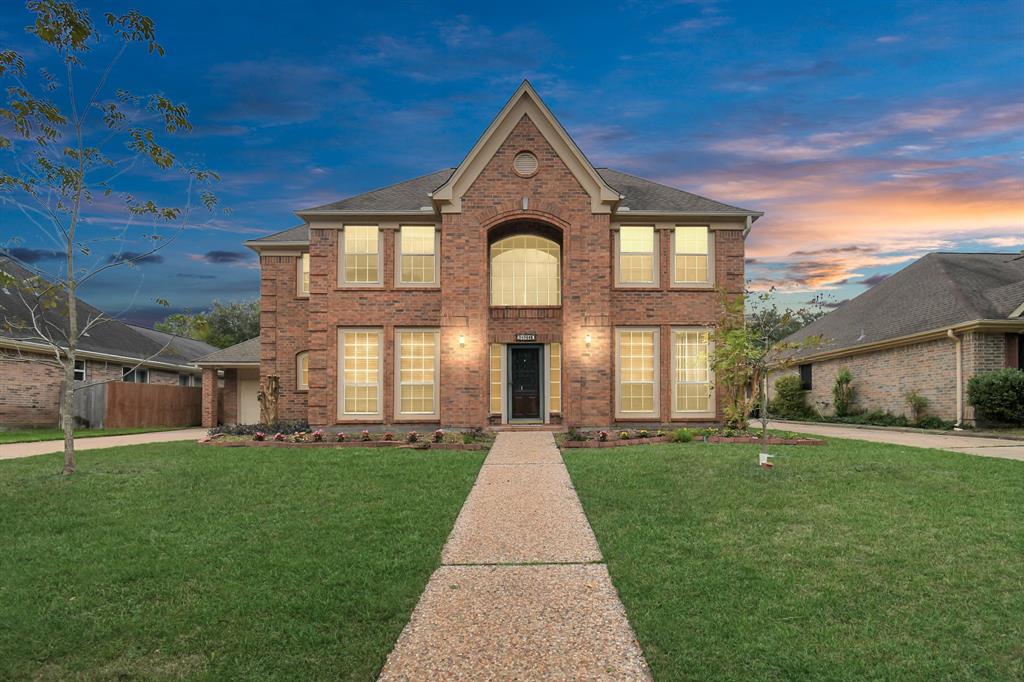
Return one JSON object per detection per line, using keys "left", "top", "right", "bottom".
{"left": 201, "top": 366, "right": 218, "bottom": 427}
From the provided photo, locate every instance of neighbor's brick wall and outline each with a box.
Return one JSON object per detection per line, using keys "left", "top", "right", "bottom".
{"left": 0, "top": 354, "right": 168, "bottom": 428}
{"left": 962, "top": 332, "right": 1013, "bottom": 423}
{"left": 259, "top": 254, "right": 309, "bottom": 421}
{"left": 769, "top": 337, "right": 959, "bottom": 421}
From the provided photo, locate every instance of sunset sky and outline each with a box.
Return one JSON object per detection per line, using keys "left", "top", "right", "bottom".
{"left": 1, "top": 0, "right": 1021, "bottom": 322}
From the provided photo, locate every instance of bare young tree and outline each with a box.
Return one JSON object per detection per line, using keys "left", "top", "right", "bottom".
{"left": 0, "top": 1, "right": 219, "bottom": 474}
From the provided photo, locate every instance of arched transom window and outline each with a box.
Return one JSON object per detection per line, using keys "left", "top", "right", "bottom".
{"left": 490, "top": 235, "right": 561, "bottom": 306}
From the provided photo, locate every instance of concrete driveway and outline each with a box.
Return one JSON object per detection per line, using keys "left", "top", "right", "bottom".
{"left": 0, "top": 428, "right": 207, "bottom": 461}
{"left": 771, "top": 421, "right": 1024, "bottom": 462}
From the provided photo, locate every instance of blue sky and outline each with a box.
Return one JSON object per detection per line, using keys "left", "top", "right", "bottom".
{"left": 1, "top": 0, "right": 1021, "bottom": 323}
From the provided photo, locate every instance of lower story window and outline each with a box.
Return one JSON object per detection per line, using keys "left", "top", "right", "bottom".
{"left": 616, "top": 328, "right": 658, "bottom": 418}
{"left": 549, "top": 342, "right": 561, "bottom": 414}
{"left": 489, "top": 344, "right": 503, "bottom": 415}
{"left": 296, "top": 351, "right": 310, "bottom": 390}
{"left": 73, "top": 360, "right": 86, "bottom": 382}
{"left": 122, "top": 367, "right": 149, "bottom": 383}
{"left": 672, "top": 329, "right": 713, "bottom": 416}
{"left": 178, "top": 374, "right": 190, "bottom": 386}
{"left": 396, "top": 329, "right": 439, "bottom": 418}
{"left": 339, "top": 329, "right": 382, "bottom": 418}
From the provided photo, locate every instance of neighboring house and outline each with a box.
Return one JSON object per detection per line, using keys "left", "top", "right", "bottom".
{"left": 0, "top": 256, "right": 216, "bottom": 428}
{"left": 199, "top": 81, "right": 762, "bottom": 428}
{"left": 770, "top": 252, "right": 1024, "bottom": 425}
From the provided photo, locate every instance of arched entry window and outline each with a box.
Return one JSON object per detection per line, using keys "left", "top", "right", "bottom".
{"left": 490, "top": 235, "right": 561, "bottom": 306}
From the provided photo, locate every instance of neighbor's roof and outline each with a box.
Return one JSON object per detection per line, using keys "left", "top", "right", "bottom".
{"left": 782, "top": 252, "right": 1024, "bottom": 360}
{"left": 127, "top": 324, "right": 218, "bottom": 362}
{"left": 0, "top": 257, "right": 215, "bottom": 368}
{"left": 195, "top": 336, "right": 260, "bottom": 365}
{"left": 248, "top": 166, "right": 758, "bottom": 245}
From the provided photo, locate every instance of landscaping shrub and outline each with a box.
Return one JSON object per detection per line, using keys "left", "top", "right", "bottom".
{"left": 968, "top": 369, "right": 1024, "bottom": 425}
{"left": 833, "top": 368, "right": 855, "bottom": 417}
{"left": 916, "top": 415, "right": 953, "bottom": 430}
{"left": 210, "top": 420, "right": 310, "bottom": 436}
{"left": 904, "top": 390, "right": 929, "bottom": 423}
{"left": 673, "top": 428, "right": 694, "bottom": 443}
{"left": 770, "top": 375, "right": 810, "bottom": 418}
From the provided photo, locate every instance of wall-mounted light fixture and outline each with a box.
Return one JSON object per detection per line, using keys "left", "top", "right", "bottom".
{"left": 585, "top": 333, "right": 592, "bottom": 347}
{"left": 458, "top": 334, "right": 466, "bottom": 347}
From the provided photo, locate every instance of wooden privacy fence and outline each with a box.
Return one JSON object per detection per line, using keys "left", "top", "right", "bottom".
{"left": 70, "top": 382, "right": 201, "bottom": 429}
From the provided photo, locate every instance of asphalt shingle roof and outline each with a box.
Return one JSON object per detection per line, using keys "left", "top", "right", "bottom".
{"left": 0, "top": 257, "right": 216, "bottom": 367}
{"left": 195, "top": 336, "right": 260, "bottom": 364}
{"left": 783, "top": 252, "right": 1024, "bottom": 359}
{"left": 248, "top": 166, "right": 759, "bottom": 245}
{"left": 596, "top": 168, "right": 759, "bottom": 214}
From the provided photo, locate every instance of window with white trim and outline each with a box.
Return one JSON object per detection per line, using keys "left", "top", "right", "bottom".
{"left": 297, "top": 253, "right": 310, "bottom": 296}
{"left": 178, "top": 374, "right": 190, "bottom": 386}
{"left": 398, "top": 225, "right": 437, "bottom": 285}
{"left": 489, "top": 343, "right": 503, "bottom": 415}
{"left": 122, "top": 367, "right": 149, "bottom": 383}
{"left": 617, "top": 226, "right": 656, "bottom": 285}
{"left": 490, "top": 235, "right": 561, "bottom": 306}
{"left": 339, "top": 329, "right": 382, "bottom": 418}
{"left": 340, "top": 225, "right": 380, "bottom": 285}
{"left": 616, "top": 328, "right": 658, "bottom": 417}
{"left": 296, "top": 351, "right": 310, "bottom": 390}
{"left": 396, "top": 329, "right": 439, "bottom": 418}
{"left": 73, "top": 359, "right": 86, "bottom": 382}
{"left": 672, "top": 329, "right": 713, "bottom": 415}
{"left": 673, "top": 226, "right": 710, "bottom": 285}
{"left": 549, "top": 342, "right": 561, "bottom": 414}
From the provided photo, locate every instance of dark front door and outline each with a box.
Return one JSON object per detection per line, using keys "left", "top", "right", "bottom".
{"left": 509, "top": 345, "right": 542, "bottom": 420}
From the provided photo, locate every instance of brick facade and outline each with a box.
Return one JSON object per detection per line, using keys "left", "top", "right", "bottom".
{"left": 1, "top": 352, "right": 196, "bottom": 428}
{"left": 249, "top": 112, "right": 750, "bottom": 429}
{"left": 769, "top": 332, "right": 1018, "bottom": 424}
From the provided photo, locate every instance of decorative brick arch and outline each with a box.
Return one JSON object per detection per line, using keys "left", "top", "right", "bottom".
{"left": 480, "top": 208, "right": 571, "bottom": 235}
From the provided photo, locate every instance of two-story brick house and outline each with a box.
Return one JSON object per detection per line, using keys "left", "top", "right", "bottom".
{"left": 199, "top": 82, "right": 761, "bottom": 429}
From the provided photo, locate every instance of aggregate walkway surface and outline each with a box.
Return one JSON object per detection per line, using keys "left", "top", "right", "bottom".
{"left": 378, "top": 431, "right": 651, "bottom": 681}
{"left": 0, "top": 428, "right": 208, "bottom": 461}
{"left": 772, "top": 420, "right": 1024, "bottom": 461}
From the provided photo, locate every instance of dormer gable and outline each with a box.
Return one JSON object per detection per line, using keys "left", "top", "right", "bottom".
{"left": 431, "top": 80, "right": 622, "bottom": 214}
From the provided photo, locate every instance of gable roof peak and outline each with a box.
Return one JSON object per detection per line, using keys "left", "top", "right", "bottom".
{"left": 431, "top": 81, "right": 622, "bottom": 214}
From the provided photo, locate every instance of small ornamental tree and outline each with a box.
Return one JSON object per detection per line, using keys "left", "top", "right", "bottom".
{"left": 711, "top": 288, "right": 823, "bottom": 438}
{"left": 832, "top": 368, "right": 855, "bottom": 417}
{"left": 0, "top": 1, "right": 221, "bottom": 474}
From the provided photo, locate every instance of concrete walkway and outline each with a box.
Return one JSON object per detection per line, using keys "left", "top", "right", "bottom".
{"left": 0, "top": 428, "right": 208, "bottom": 461}
{"left": 378, "top": 432, "right": 651, "bottom": 680}
{"left": 772, "top": 421, "right": 1024, "bottom": 462}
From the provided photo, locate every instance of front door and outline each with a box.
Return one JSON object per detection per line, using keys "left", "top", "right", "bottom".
{"left": 509, "top": 345, "right": 542, "bottom": 421}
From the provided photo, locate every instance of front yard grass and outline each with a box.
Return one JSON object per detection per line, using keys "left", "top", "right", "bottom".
{"left": 564, "top": 439, "right": 1024, "bottom": 680}
{"left": 0, "top": 426, "right": 183, "bottom": 444}
{"left": 0, "top": 443, "right": 484, "bottom": 680}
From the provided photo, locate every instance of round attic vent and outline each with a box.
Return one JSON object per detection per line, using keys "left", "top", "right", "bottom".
{"left": 513, "top": 151, "right": 539, "bottom": 177}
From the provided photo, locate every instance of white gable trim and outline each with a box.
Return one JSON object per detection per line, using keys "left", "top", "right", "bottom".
{"left": 431, "top": 81, "right": 622, "bottom": 214}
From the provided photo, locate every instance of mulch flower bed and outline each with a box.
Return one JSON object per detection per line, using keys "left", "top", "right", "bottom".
{"left": 561, "top": 433, "right": 825, "bottom": 449}
{"left": 200, "top": 438, "right": 489, "bottom": 451}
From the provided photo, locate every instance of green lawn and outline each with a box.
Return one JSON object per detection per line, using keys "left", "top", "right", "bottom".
{"left": 0, "top": 443, "right": 484, "bottom": 680}
{"left": 564, "top": 439, "right": 1024, "bottom": 681}
{"left": 0, "top": 426, "right": 183, "bottom": 444}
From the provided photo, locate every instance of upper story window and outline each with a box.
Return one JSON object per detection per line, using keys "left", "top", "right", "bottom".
{"left": 297, "top": 253, "right": 310, "bottom": 296}
{"left": 490, "top": 235, "right": 561, "bottom": 306}
{"left": 73, "top": 359, "right": 86, "bottom": 382}
{"left": 340, "top": 225, "right": 381, "bottom": 285}
{"left": 673, "top": 226, "right": 711, "bottom": 286}
{"left": 398, "top": 225, "right": 437, "bottom": 286}
{"left": 617, "top": 226, "right": 656, "bottom": 286}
